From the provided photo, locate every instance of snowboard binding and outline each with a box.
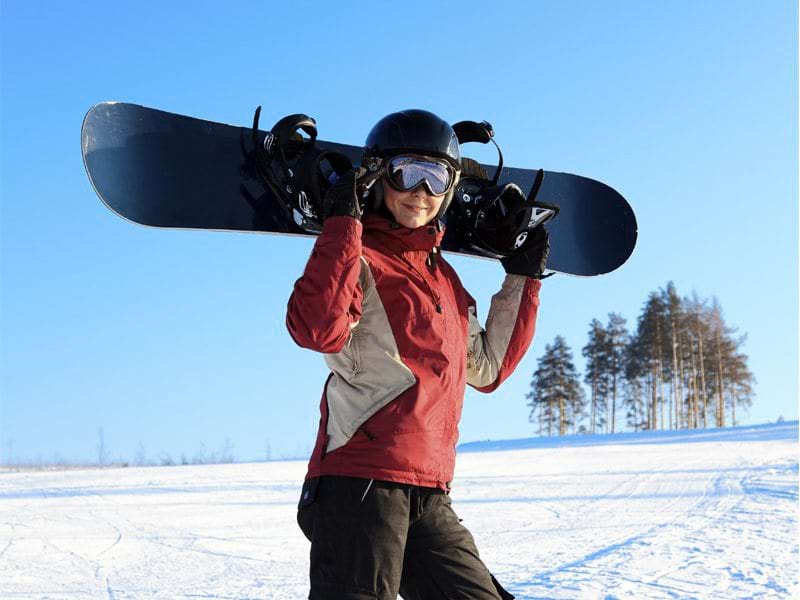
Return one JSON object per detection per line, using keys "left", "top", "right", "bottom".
{"left": 248, "top": 107, "right": 353, "bottom": 234}
{"left": 449, "top": 120, "right": 559, "bottom": 258}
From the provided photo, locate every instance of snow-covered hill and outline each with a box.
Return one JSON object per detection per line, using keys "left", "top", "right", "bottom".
{"left": 1, "top": 422, "right": 797, "bottom": 599}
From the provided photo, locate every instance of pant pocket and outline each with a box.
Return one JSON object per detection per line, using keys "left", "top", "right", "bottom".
{"left": 297, "top": 505, "right": 314, "bottom": 542}
{"left": 297, "top": 477, "right": 321, "bottom": 542}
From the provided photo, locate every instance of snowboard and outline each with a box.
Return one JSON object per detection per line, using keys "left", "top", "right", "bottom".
{"left": 81, "top": 102, "right": 637, "bottom": 276}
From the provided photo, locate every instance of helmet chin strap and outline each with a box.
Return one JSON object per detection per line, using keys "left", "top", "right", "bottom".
{"left": 366, "top": 174, "right": 386, "bottom": 212}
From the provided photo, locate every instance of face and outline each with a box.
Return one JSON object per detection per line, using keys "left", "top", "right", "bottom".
{"left": 382, "top": 180, "right": 445, "bottom": 229}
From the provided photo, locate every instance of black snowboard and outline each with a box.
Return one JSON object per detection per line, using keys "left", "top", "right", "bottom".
{"left": 81, "top": 102, "right": 637, "bottom": 276}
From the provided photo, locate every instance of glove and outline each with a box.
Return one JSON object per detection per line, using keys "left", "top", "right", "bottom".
{"left": 500, "top": 227, "right": 550, "bottom": 279}
{"left": 322, "top": 169, "right": 366, "bottom": 220}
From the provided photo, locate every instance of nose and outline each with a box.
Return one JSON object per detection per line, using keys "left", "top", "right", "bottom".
{"left": 412, "top": 184, "right": 429, "bottom": 201}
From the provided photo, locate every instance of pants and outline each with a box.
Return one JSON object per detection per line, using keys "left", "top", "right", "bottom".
{"left": 297, "top": 476, "right": 514, "bottom": 600}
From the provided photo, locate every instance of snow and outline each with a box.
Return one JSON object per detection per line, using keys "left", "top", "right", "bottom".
{"left": 1, "top": 422, "right": 797, "bottom": 599}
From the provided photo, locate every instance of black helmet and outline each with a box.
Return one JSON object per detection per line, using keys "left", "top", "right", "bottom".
{"left": 364, "top": 109, "right": 461, "bottom": 169}
{"left": 363, "top": 109, "right": 462, "bottom": 219}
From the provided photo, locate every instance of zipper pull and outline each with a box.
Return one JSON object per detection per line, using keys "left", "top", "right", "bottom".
{"left": 427, "top": 247, "right": 440, "bottom": 271}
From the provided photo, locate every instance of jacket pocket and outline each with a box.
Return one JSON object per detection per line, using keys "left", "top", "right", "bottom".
{"left": 349, "top": 329, "right": 363, "bottom": 376}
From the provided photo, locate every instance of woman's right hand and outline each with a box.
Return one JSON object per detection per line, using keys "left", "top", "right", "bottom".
{"left": 323, "top": 168, "right": 383, "bottom": 221}
{"left": 322, "top": 169, "right": 362, "bottom": 220}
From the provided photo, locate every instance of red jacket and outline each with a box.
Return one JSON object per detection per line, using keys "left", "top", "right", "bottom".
{"left": 287, "top": 213, "right": 541, "bottom": 491}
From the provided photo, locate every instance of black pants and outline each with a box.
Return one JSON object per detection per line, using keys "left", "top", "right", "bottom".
{"left": 297, "top": 476, "right": 514, "bottom": 600}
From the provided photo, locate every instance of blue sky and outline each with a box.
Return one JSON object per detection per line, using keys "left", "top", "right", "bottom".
{"left": 1, "top": 1, "right": 797, "bottom": 464}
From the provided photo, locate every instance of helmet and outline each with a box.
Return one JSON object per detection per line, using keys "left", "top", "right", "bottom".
{"left": 362, "top": 109, "right": 462, "bottom": 218}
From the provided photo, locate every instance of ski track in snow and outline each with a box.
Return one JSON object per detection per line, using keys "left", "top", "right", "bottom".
{"left": 0, "top": 423, "right": 797, "bottom": 599}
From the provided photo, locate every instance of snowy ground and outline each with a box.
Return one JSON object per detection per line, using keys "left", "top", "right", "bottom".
{"left": 1, "top": 422, "right": 797, "bottom": 599}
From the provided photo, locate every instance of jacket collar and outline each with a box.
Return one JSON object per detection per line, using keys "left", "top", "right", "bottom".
{"left": 362, "top": 213, "right": 445, "bottom": 253}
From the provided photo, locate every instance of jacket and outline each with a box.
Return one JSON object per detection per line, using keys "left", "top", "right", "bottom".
{"left": 286, "top": 213, "right": 541, "bottom": 491}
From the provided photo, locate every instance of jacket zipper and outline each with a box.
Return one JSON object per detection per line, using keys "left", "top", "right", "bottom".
{"left": 398, "top": 253, "right": 443, "bottom": 314}
{"left": 348, "top": 330, "right": 361, "bottom": 375}
{"left": 359, "top": 425, "right": 377, "bottom": 441}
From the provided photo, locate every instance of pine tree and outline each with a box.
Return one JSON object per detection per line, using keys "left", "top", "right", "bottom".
{"left": 623, "top": 326, "right": 648, "bottom": 430}
{"left": 726, "top": 347, "right": 755, "bottom": 425}
{"left": 605, "top": 313, "right": 629, "bottom": 434}
{"left": 632, "top": 293, "right": 668, "bottom": 429}
{"left": 582, "top": 319, "right": 608, "bottom": 434}
{"left": 528, "top": 336, "right": 585, "bottom": 436}
{"left": 660, "top": 282, "right": 683, "bottom": 429}
{"left": 706, "top": 298, "right": 756, "bottom": 426}
{"left": 682, "top": 292, "right": 714, "bottom": 428}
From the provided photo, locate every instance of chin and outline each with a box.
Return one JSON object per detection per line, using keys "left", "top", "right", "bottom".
{"left": 400, "top": 215, "right": 430, "bottom": 229}
{"left": 385, "top": 200, "right": 435, "bottom": 228}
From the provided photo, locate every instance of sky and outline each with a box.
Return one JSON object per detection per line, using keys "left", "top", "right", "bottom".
{"left": 1, "top": 0, "right": 797, "bottom": 464}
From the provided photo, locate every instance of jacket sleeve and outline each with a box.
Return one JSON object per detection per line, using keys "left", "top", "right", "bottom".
{"left": 466, "top": 275, "right": 541, "bottom": 393}
{"left": 286, "top": 216, "right": 364, "bottom": 354}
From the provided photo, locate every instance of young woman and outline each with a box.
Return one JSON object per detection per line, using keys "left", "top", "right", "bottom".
{"left": 287, "top": 109, "right": 548, "bottom": 600}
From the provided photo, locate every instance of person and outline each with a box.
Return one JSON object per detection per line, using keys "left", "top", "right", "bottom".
{"left": 286, "top": 109, "right": 548, "bottom": 600}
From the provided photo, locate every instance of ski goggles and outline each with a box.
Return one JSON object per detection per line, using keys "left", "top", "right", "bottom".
{"left": 384, "top": 155, "right": 457, "bottom": 196}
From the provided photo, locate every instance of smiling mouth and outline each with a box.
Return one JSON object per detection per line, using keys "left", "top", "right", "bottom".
{"left": 403, "top": 204, "right": 426, "bottom": 213}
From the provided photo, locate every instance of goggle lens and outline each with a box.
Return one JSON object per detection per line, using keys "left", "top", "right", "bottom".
{"left": 387, "top": 156, "right": 453, "bottom": 196}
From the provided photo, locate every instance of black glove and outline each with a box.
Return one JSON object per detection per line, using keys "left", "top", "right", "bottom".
{"left": 322, "top": 169, "right": 365, "bottom": 220}
{"left": 500, "top": 227, "right": 550, "bottom": 279}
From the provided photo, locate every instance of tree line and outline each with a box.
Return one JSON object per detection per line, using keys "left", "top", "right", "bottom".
{"left": 527, "top": 282, "right": 755, "bottom": 436}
